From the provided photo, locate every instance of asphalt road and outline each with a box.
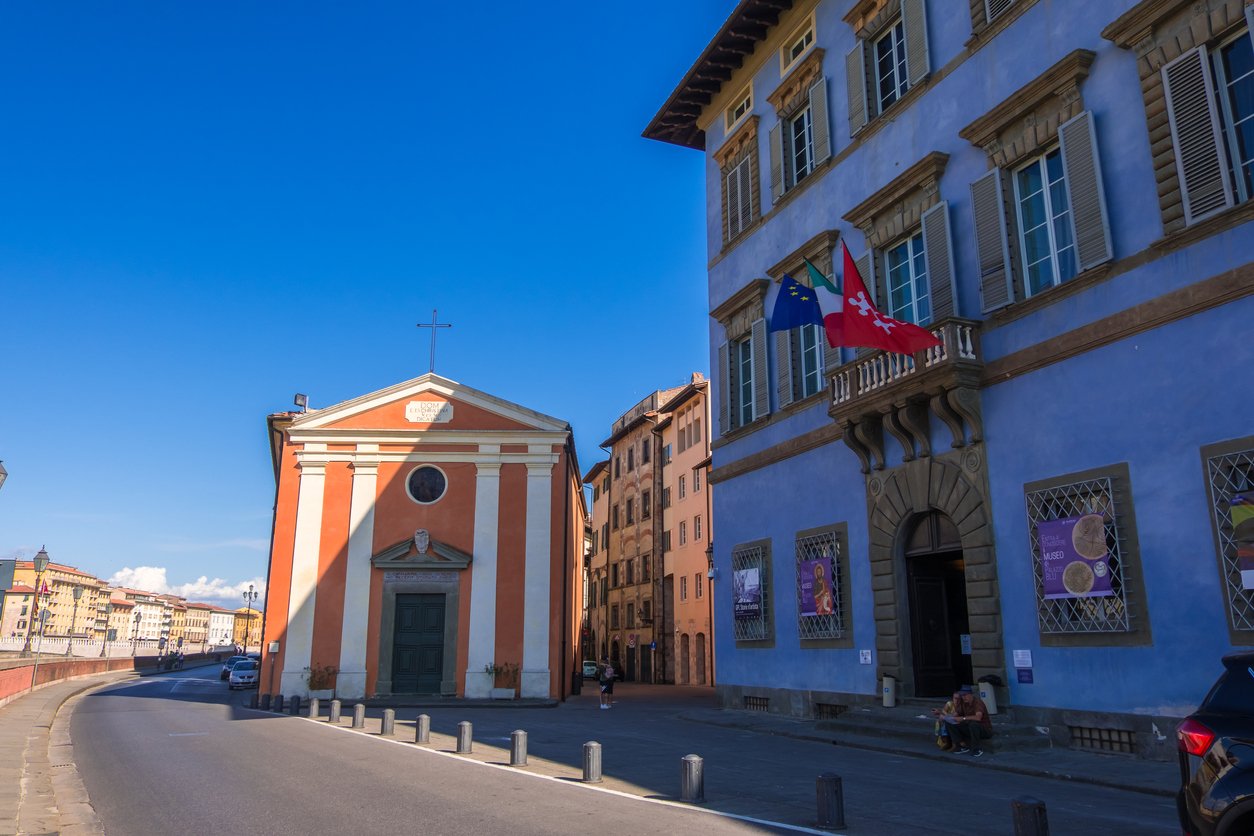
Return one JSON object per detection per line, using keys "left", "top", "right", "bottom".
{"left": 69, "top": 670, "right": 1179, "bottom": 835}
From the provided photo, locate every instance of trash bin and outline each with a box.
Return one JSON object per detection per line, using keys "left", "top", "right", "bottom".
{"left": 978, "top": 680, "right": 999, "bottom": 715}
{"left": 571, "top": 668, "right": 582, "bottom": 696}
{"left": 882, "top": 674, "right": 897, "bottom": 708}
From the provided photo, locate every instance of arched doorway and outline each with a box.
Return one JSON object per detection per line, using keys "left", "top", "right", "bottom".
{"left": 904, "top": 511, "right": 972, "bottom": 697}
{"left": 679, "top": 634, "right": 691, "bottom": 684}
{"left": 695, "top": 633, "right": 707, "bottom": 685}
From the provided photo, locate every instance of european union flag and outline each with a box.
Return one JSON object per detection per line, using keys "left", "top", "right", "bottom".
{"left": 768, "top": 274, "right": 823, "bottom": 332}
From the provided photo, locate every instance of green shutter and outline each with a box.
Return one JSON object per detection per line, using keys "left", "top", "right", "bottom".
{"left": 809, "top": 77, "right": 831, "bottom": 166}
{"left": 971, "top": 168, "right": 1014, "bottom": 313}
{"left": 1058, "top": 111, "right": 1113, "bottom": 271}
{"left": 1162, "top": 46, "right": 1233, "bottom": 224}
{"left": 845, "top": 42, "right": 868, "bottom": 135}
{"left": 920, "top": 201, "right": 957, "bottom": 322}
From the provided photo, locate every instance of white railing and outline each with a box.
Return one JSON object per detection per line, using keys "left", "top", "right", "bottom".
{"left": 0, "top": 636, "right": 232, "bottom": 658}
{"left": 832, "top": 321, "right": 979, "bottom": 406}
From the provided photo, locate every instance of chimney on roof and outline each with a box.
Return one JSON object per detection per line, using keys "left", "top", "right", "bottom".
{"left": 691, "top": 372, "right": 705, "bottom": 383}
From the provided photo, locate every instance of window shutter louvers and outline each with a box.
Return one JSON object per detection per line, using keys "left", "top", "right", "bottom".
{"left": 855, "top": 252, "right": 877, "bottom": 358}
{"left": 985, "top": 0, "right": 1014, "bottom": 24}
{"left": 738, "top": 159, "right": 754, "bottom": 234}
{"left": 846, "top": 42, "right": 869, "bottom": 135}
{"left": 809, "top": 77, "right": 832, "bottom": 166}
{"left": 717, "top": 341, "right": 731, "bottom": 434}
{"left": 1058, "top": 111, "right": 1113, "bottom": 271}
{"left": 775, "top": 329, "right": 794, "bottom": 409}
{"left": 768, "top": 123, "right": 785, "bottom": 203}
{"left": 725, "top": 167, "right": 741, "bottom": 241}
{"left": 902, "top": 0, "right": 930, "bottom": 87}
{"left": 1162, "top": 46, "right": 1233, "bottom": 224}
{"left": 920, "top": 201, "right": 958, "bottom": 322}
{"left": 751, "top": 318, "right": 769, "bottom": 422}
{"left": 971, "top": 168, "right": 1015, "bottom": 313}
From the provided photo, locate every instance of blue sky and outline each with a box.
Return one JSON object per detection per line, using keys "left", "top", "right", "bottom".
{"left": 0, "top": 1, "right": 729, "bottom": 604}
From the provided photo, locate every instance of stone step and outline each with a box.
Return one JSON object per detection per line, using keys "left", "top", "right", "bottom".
{"left": 817, "top": 703, "right": 1053, "bottom": 752}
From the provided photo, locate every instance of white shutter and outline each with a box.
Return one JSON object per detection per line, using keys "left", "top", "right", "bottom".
{"left": 985, "top": 0, "right": 1014, "bottom": 24}
{"left": 920, "top": 201, "right": 958, "bottom": 322}
{"left": 751, "top": 318, "right": 769, "bottom": 422}
{"left": 845, "top": 42, "right": 868, "bottom": 135}
{"left": 809, "top": 77, "right": 831, "bottom": 166}
{"left": 717, "top": 341, "right": 730, "bottom": 435}
{"left": 1058, "top": 111, "right": 1113, "bottom": 271}
{"left": 971, "top": 168, "right": 1015, "bottom": 313}
{"left": 725, "top": 166, "right": 741, "bottom": 241}
{"left": 775, "top": 329, "right": 794, "bottom": 409}
{"left": 1162, "top": 46, "right": 1233, "bottom": 224}
{"left": 902, "top": 0, "right": 930, "bottom": 87}
{"left": 737, "top": 159, "right": 754, "bottom": 233}
{"left": 768, "top": 123, "right": 784, "bottom": 203}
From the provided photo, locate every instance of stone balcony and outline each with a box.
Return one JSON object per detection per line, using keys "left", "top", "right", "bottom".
{"left": 828, "top": 318, "right": 985, "bottom": 472}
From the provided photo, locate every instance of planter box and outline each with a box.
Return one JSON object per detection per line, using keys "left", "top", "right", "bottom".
{"left": 489, "top": 687, "right": 516, "bottom": 700}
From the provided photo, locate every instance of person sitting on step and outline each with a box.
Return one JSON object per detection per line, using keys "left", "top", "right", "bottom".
{"left": 937, "top": 686, "right": 992, "bottom": 757}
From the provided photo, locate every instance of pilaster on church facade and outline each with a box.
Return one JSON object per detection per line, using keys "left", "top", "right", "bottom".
{"left": 262, "top": 373, "right": 585, "bottom": 702}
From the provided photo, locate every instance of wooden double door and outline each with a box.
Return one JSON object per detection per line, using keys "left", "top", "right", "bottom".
{"left": 391, "top": 593, "right": 444, "bottom": 694}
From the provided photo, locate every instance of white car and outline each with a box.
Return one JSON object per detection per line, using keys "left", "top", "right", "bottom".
{"left": 228, "top": 660, "right": 259, "bottom": 690}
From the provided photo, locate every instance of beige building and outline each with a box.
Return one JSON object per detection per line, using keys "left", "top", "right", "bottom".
{"left": 13, "top": 561, "right": 106, "bottom": 642}
{"left": 106, "top": 596, "right": 136, "bottom": 642}
{"left": 233, "top": 607, "right": 262, "bottom": 649}
{"left": 185, "top": 603, "right": 211, "bottom": 648}
{"left": 654, "top": 376, "right": 714, "bottom": 686}
{"left": 582, "top": 460, "right": 611, "bottom": 665}
{"left": 2, "top": 585, "right": 37, "bottom": 640}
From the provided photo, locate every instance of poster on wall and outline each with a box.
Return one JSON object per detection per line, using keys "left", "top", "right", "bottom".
{"left": 1036, "top": 513, "right": 1114, "bottom": 599}
{"left": 798, "top": 558, "right": 836, "bottom": 617}
{"left": 1231, "top": 494, "right": 1254, "bottom": 589}
{"left": 733, "top": 567, "right": 762, "bottom": 620}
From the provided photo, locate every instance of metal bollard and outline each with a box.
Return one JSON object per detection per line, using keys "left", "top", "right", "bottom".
{"left": 273, "top": 694, "right": 285, "bottom": 713}
{"left": 328, "top": 699, "right": 342, "bottom": 724}
{"left": 510, "top": 730, "right": 528, "bottom": 766}
{"left": 816, "top": 773, "right": 846, "bottom": 830}
{"left": 583, "top": 741, "right": 602, "bottom": 783}
{"left": 381, "top": 709, "right": 395, "bottom": 736}
{"left": 259, "top": 693, "right": 271, "bottom": 711}
{"left": 248, "top": 693, "right": 259, "bottom": 709}
{"left": 289, "top": 695, "right": 301, "bottom": 716}
{"left": 1011, "top": 797, "right": 1050, "bottom": 836}
{"left": 415, "top": 714, "right": 430, "bottom": 744}
{"left": 680, "top": 754, "right": 705, "bottom": 803}
{"left": 352, "top": 703, "right": 366, "bottom": 729}
{"left": 456, "top": 721, "right": 473, "bottom": 753}
{"left": 308, "top": 697, "right": 320, "bottom": 719}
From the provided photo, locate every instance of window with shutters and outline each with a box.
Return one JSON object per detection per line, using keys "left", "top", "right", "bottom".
{"left": 769, "top": 232, "right": 842, "bottom": 406}
{"left": 958, "top": 51, "right": 1111, "bottom": 312}
{"left": 885, "top": 232, "right": 931, "bottom": 324}
{"left": 767, "top": 49, "right": 830, "bottom": 202}
{"left": 663, "top": 444, "right": 672, "bottom": 464}
{"left": 601, "top": 522, "right": 608, "bottom": 549}
{"left": 662, "top": 530, "right": 672, "bottom": 552}
{"left": 641, "top": 442, "right": 650, "bottom": 464}
{"left": 679, "top": 476, "right": 686, "bottom": 499}
{"left": 716, "top": 116, "right": 760, "bottom": 246}
{"left": 844, "top": 0, "right": 930, "bottom": 135}
{"left": 680, "top": 575, "right": 688, "bottom": 601}
{"left": 611, "top": 563, "right": 620, "bottom": 587}
{"left": 627, "top": 603, "right": 635, "bottom": 628}
{"left": 626, "top": 560, "right": 634, "bottom": 585}
{"left": 695, "top": 515, "right": 703, "bottom": 541}
{"left": 611, "top": 604, "right": 619, "bottom": 628}
{"left": 680, "top": 521, "right": 688, "bottom": 546}
{"left": 626, "top": 499, "right": 634, "bottom": 525}
{"left": 614, "top": 457, "right": 620, "bottom": 479}
{"left": 712, "top": 279, "right": 769, "bottom": 438}
{"left": 612, "top": 505, "right": 619, "bottom": 531}
{"left": 602, "top": 476, "right": 609, "bottom": 493}
{"left": 642, "top": 490, "right": 651, "bottom": 520}
{"left": 694, "top": 468, "right": 702, "bottom": 492}
{"left": 696, "top": 572, "right": 704, "bottom": 599}
{"left": 627, "top": 446, "right": 634, "bottom": 471}
{"left": 642, "top": 598, "right": 652, "bottom": 621}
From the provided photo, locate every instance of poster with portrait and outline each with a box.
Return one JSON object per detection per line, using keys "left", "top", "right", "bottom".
{"left": 733, "top": 567, "right": 761, "bottom": 621}
{"left": 1232, "top": 494, "right": 1254, "bottom": 589}
{"left": 798, "top": 558, "right": 836, "bottom": 617}
{"left": 1036, "top": 513, "right": 1114, "bottom": 599}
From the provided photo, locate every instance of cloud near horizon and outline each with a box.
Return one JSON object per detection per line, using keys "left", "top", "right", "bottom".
{"left": 107, "top": 566, "right": 266, "bottom": 606}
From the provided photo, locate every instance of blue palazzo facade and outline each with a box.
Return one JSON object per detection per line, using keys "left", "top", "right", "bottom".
{"left": 646, "top": 0, "right": 1254, "bottom": 757}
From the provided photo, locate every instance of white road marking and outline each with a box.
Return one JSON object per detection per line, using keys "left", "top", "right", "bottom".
{"left": 167, "top": 732, "right": 208, "bottom": 737}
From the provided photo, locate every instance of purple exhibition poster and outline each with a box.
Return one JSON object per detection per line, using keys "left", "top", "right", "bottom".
{"left": 798, "top": 558, "right": 836, "bottom": 617}
{"left": 1036, "top": 513, "right": 1114, "bottom": 599}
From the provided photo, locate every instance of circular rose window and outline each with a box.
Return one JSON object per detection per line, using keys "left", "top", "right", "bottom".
{"left": 406, "top": 465, "right": 447, "bottom": 504}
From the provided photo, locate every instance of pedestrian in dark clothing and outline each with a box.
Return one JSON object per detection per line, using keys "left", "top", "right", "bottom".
{"left": 598, "top": 658, "right": 616, "bottom": 709}
{"left": 940, "top": 687, "right": 993, "bottom": 756}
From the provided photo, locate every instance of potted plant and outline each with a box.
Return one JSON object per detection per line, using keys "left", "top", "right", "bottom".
{"left": 485, "top": 662, "right": 519, "bottom": 699}
{"left": 304, "top": 663, "right": 338, "bottom": 699}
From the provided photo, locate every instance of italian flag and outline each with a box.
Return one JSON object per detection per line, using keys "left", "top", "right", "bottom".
{"left": 804, "top": 258, "right": 844, "bottom": 349}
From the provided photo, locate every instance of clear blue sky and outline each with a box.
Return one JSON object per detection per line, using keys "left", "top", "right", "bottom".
{"left": 0, "top": 1, "right": 731, "bottom": 604}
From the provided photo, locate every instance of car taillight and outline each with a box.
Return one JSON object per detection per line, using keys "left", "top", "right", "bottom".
{"left": 1177, "top": 718, "right": 1215, "bottom": 756}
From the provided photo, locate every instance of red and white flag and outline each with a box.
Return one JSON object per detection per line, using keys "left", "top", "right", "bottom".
{"left": 838, "top": 242, "right": 942, "bottom": 354}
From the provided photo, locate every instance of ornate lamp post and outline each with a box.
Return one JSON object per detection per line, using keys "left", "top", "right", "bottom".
{"left": 20, "top": 547, "right": 51, "bottom": 657}
{"left": 99, "top": 602, "right": 114, "bottom": 657}
{"left": 242, "top": 584, "right": 258, "bottom": 653}
{"left": 131, "top": 610, "right": 142, "bottom": 656}
{"left": 64, "top": 585, "right": 83, "bottom": 656}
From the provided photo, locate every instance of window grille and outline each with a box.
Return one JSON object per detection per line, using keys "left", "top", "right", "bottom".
{"left": 1206, "top": 443, "right": 1254, "bottom": 632}
{"left": 744, "top": 695, "right": 770, "bottom": 712}
{"left": 814, "top": 702, "right": 847, "bottom": 720}
{"left": 1069, "top": 725, "right": 1136, "bottom": 755}
{"left": 1025, "top": 475, "right": 1131, "bottom": 634}
{"left": 732, "top": 543, "right": 771, "bottom": 641}
{"left": 795, "top": 529, "right": 845, "bottom": 639}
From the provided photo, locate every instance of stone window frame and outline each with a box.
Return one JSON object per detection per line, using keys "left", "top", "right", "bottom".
{"left": 1023, "top": 462, "right": 1153, "bottom": 647}
{"left": 794, "top": 522, "right": 854, "bottom": 647}
{"left": 712, "top": 279, "right": 770, "bottom": 439}
{"left": 766, "top": 49, "right": 831, "bottom": 203}
{"left": 767, "top": 229, "right": 842, "bottom": 409}
{"left": 1102, "top": 0, "right": 1254, "bottom": 237}
{"left": 716, "top": 116, "right": 762, "bottom": 248}
{"left": 959, "top": 50, "right": 1115, "bottom": 314}
{"left": 724, "top": 82, "right": 754, "bottom": 134}
{"left": 731, "top": 539, "right": 774, "bottom": 644}
{"left": 1201, "top": 435, "right": 1254, "bottom": 643}
{"left": 842, "top": 151, "right": 959, "bottom": 329}
{"left": 779, "top": 11, "right": 817, "bottom": 76}
{"left": 843, "top": 0, "right": 931, "bottom": 137}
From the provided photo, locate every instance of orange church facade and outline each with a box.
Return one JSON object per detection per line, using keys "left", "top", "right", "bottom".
{"left": 261, "top": 374, "right": 586, "bottom": 701}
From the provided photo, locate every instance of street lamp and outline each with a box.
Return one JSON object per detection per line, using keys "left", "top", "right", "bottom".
{"left": 64, "top": 585, "right": 83, "bottom": 656}
{"left": 0, "top": 460, "right": 7, "bottom": 492}
{"left": 242, "top": 584, "right": 258, "bottom": 653}
{"left": 20, "top": 547, "right": 51, "bottom": 657}
{"left": 131, "top": 610, "right": 142, "bottom": 656}
{"left": 100, "top": 602, "right": 114, "bottom": 657}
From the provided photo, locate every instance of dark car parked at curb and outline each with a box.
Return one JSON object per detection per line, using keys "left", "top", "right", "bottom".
{"left": 1178, "top": 651, "right": 1254, "bottom": 836}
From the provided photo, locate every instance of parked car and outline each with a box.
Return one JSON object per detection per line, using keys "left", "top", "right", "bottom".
{"left": 1177, "top": 650, "right": 1254, "bottom": 836}
{"left": 582, "top": 660, "right": 599, "bottom": 680}
{"left": 220, "top": 655, "right": 250, "bottom": 681}
{"left": 228, "top": 660, "right": 259, "bottom": 690}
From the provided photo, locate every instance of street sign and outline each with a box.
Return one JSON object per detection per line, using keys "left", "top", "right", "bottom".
{"left": 649, "top": 641, "right": 656, "bottom": 651}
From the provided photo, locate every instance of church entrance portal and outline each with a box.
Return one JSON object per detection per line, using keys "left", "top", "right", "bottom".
{"left": 904, "top": 512, "right": 972, "bottom": 698}
{"left": 391, "top": 593, "right": 445, "bottom": 694}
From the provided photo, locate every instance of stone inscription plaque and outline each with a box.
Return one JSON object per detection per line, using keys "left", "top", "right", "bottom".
{"left": 384, "top": 570, "right": 457, "bottom": 584}
{"left": 405, "top": 400, "right": 454, "bottom": 423}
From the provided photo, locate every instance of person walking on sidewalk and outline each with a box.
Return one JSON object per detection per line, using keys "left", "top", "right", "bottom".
{"left": 598, "top": 658, "right": 616, "bottom": 709}
{"left": 942, "top": 686, "right": 993, "bottom": 756}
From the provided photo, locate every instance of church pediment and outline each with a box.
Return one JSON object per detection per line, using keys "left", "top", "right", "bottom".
{"left": 371, "top": 530, "right": 472, "bottom": 570}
